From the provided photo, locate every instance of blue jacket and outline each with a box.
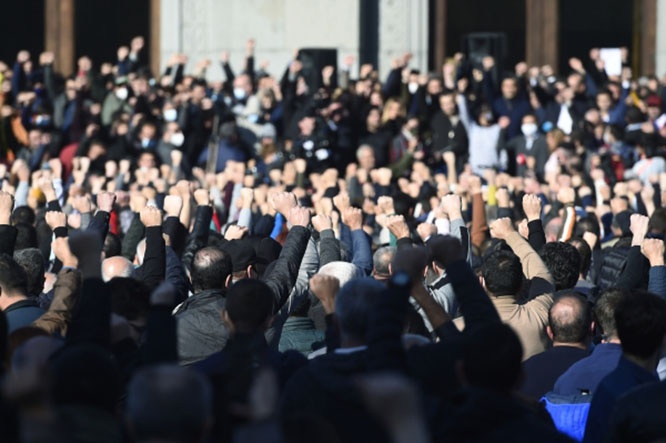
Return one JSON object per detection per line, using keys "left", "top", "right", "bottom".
{"left": 554, "top": 343, "right": 622, "bottom": 396}
{"left": 583, "top": 357, "right": 658, "bottom": 443}
{"left": 5, "top": 299, "right": 45, "bottom": 333}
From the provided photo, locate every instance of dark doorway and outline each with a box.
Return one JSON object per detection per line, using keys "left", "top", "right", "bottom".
{"left": 0, "top": 0, "right": 45, "bottom": 66}
{"left": 559, "top": 0, "right": 633, "bottom": 73}
{"left": 75, "top": 0, "right": 150, "bottom": 68}
{"left": 444, "top": 0, "right": 526, "bottom": 73}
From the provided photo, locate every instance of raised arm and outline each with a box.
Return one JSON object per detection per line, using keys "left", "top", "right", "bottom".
{"left": 261, "top": 201, "right": 311, "bottom": 313}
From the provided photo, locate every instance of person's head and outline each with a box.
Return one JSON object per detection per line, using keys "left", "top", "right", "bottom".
{"left": 476, "top": 104, "right": 494, "bottom": 127}
{"left": 596, "top": 89, "right": 613, "bottom": 112}
{"left": 65, "top": 78, "right": 77, "bottom": 100}
{"left": 382, "top": 98, "right": 404, "bottom": 124}
{"left": 547, "top": 293, "right": 592, "bottom": 346}
{"left": 0, "top": 254, "right": 29, "bottom": 301}
{"left": 356, "top": 145, "right": 375, "bottom": 170}
{"left": 501, "top": 77, "right": 518, "bottom": 100}
{"left": 546, "top": 128, "right": 566, "bottom": 152}
{"left": 426, "top": 76, "right": 443, "bottom": 96}
{"left": 439, "top": 92, "right": 457, "bottom": 117}
{"left": 190, "top": 247, "right": 232, "bottom": 293}
{"left": 335, "top": 278, "right": 384, "bottom": 346}
{"left": 221, "top": 240, "right": 258, "bottom": 282}
{"left": 568, "top": 237, "right": 592, "bottom": 279}
{"left": 459, "top": 322, "right": 523, "bottom": 392}
{"left": 648, "top": 207, "right": 666, "bottom": 235}
{"left": 366, "top": 107, "right": 381, "bottom": 132}
{"left": 50, "top": 344, "right": 120, "bottom": 413}
{"left": 103, "top": 232, "right": 122, "bottom": 259}
{"left": 540, "top": 242, "right": 581, "bottom": 291}
{"left": 11, "top": 206, "right": 36, "bottom": 226}
{"left": 233, "top": 73, "right": 252, "bottom": 100}
{"left": 646, "top": 95, "right": 662, "bottom": 120}
{"left": 372, "top": 246, "right": 395, "bottom": 281}
{"left": 13, "top": 248, "right": 45, "bottom": 296}
{"left": 574, "top": 215, "right": 601, "bottom": 241}
{"left": 594, "top": 288, "right": 629, "bottom": 342}
{"left": 521, "top": 114, "right": 538, "bottom": 137}
{"left": 544, "top": 217, "right": 563, "bottom": 243}
{"left": 139, "top": 121, "right": 157, "bottom": 143}
{"left": 298, "top": 115, "right": 316, "bottom": 137}
{"left": 481, "top": 250, "right": 523, "bottom": 296}
{"left": 318, "top": 262, "right": 366, "bottom": 288}
{"left": 615, "top": 291, "right": 666, "bottom": 363}
{"left": 126, "top": 364, "right": 212, "bottom": 443}
{"left": 223, "top": 279, "right": 274, "bottom": 334}
{"left": 14, "top": 223, "right": 38, "bottom": 250}
{"left": 101, "top": 256, "right": 134, "bottom": 282}
{"left": 137, "top": 151, "right": 157, "bottom": 169}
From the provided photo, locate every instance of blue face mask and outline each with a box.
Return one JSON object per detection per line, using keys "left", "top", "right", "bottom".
{"left": 233, "top": 87, "right": 247, "bottom": 100}
{"left": 163, "top": 108, "right": 178, "bottom": 122}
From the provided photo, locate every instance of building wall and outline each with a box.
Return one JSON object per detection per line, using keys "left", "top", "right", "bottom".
{"left": 160, "top": 0, "right": 359, "bottom": 81}
{"left": 159, "top": 0, "right": 428, "bottom": 81}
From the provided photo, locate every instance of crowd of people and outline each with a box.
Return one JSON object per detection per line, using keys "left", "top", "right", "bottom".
{"left": 0, "top": 34, "right": 666, "bottom": 442}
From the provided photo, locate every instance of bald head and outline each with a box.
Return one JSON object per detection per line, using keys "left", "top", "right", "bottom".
{"left": 548, "top": 294, "right": 591, "bottom": 346}
{"left": 102, "top": 256, "right": 134, "bottom": 282}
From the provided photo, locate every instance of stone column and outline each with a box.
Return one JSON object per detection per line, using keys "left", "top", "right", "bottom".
{"left": 525, "top": 0, "right": 559, "bottom": 71}
{"left": 44, "top": 0, "right": 75, "bottom": 76}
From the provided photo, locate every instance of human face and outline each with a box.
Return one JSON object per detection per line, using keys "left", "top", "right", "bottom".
{"left": 501, "top": 78, "right": 517, "bottom": 100}
{"left": 439, "top": 94, "right": 456, "bottom": 116}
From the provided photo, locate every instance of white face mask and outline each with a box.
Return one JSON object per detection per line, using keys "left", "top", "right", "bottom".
{"left": 170, "top": 132, "right": 185, "bottom": 147}
{"left": 141, "top": 138, "right": 153, "bottom": 148}
{"left": 233, "top": 87, "right": 247, "bottom": 100}
{"left": 115, "top": 87, "right": 128, "bottom": 101}
{"left": 521, "top": 123, "right": 538, "bottom": 136}
{"left": 163, "top": 108, "right": 177, "bottom": 122}
{"left": 408, "top": 82, "right": 419, "bottom": 94}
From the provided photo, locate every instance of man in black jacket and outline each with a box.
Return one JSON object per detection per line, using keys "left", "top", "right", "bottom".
{"left": 429, "top": 91, "right": 468, "bottom": 173}
{"left": 176, "top": 194, "right": 311, "bottom": 365}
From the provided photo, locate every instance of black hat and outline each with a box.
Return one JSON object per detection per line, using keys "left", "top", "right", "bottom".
{"left": 221, "top": 240, "right": 257, "bottom": 272}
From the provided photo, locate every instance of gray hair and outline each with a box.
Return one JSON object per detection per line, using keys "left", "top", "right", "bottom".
{"left": 126, "top": 364, "right": 212, "bottom": 442}
{"left": 14, "top": 248, "right": 45, "bottom": 296}
{"left": 335, "top": 278, "right": 384, "bottom": 342}
{"left": 372, "top": 246, "right": 396, "bottom": 277}
{"left": 318, "top": 261, "right": 365, "bottom": 288}
{"left": 101, "top": 256, "right": 135, "bottom": 282}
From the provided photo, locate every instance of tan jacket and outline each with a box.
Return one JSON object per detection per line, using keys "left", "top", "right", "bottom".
{"left": 455, "top": 232, "right": 554, "bottom": 360}
{"left": 33, "top": 268, "right": 82, "bottom": 336}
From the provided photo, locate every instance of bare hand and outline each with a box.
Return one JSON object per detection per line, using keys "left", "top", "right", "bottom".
{"left": 641, "top": 238, "right": 665, "bottom": 266}
{"left": 45, "top": 211, "right": 67, "bottom": 230}
{"left": 522, "top": 194, "right": 542, "bottom": 221}
{"left": 489, "top": 217, "right": 515, "bottom": 240}
{"left": 163, "top": 195, "right": 183, "bottom": 217}
{"left": 309, "top": 274, "right": 340, "bottom": 314}
{"left": 140, "top": 206, "right": 163, "bottom": 227}
{"left": 385, "top": 215, "right": 410, "bottom": 240}
{"left": 224, "top": 225, "right": 248, "bottom": 240}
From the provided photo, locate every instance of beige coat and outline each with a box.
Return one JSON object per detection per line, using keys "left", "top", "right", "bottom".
{"left": 454, "top": 232, "right": 554, "bottom": 360}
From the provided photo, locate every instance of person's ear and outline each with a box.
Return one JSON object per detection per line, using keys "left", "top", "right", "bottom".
{"left": 546, "top": 325, "right": 554, "bottom": 342}
{"left": 478, "top": 275, "right": 486, "bottom": 288}
{"left": 263, "top": 315, "right": 274, "bottom": 331}
{"left": 225, "top": 275, "right": 232, "bottom": 288}
{"left": 221, "top": 310, "right": 234, "bottom": 334}
{"left": 388, "top": 263, "right": 393, "bottom": 276}
{"left": 247, "top": 265, "right": 256, "bottom": 279}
